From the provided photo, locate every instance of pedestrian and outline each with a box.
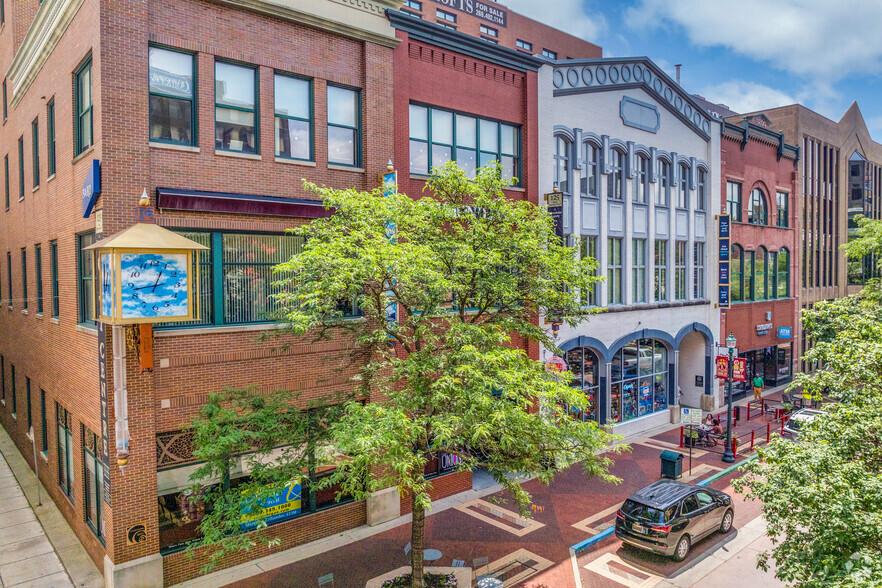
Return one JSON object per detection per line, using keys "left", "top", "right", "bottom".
{"left": 752, "top": 373, "right": 764, "bottom": 401}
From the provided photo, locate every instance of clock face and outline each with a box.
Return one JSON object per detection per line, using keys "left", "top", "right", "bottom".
{"left": 119, "top": 253, "right": 189, "bottom": 319}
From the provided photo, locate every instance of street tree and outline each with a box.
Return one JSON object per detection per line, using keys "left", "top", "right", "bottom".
{"left": 267, "top": 162, "right": 618, "bottom": 586}
{"left": 734, "top": 217, "right": 882, "bottom": 587}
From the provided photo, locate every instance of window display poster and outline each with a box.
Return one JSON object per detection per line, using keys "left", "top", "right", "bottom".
{"left": 240, "top": 481, "right": 302, "bottom": 532}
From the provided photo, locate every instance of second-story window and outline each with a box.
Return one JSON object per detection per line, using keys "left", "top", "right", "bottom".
{"left": 404, "top": 0, "right": 422, "bottom": 9}
{"left": 634, "top": 154, "right": 648, "bottom": 204}
{"left": 47, "top": 100, "right": 56, "bottom": 176}
{"left": 697, "top": 168, "right": 707, "bottom": 211}
{"left": 657, "top": 160, "right": 670, "bottom": 206}
{"left": 516, "top": 39, "right": 533, "bottom": 51}
{"left": 274, "top": 74, "right": 312, "bottom": 161}
{"left": 542, "top": 49, "right": 557, "bottom": 59}
{"left": 480, "top": 25, "right": 498, "bottom": 37}
{"left": 554, "top": 136, "right": 570, "bottom": 194}
{"left": 776, "top": 191, "right": 789, "bottom": 227}
{"left": 582, "top": 142, "right": 599, "bottom": 197}
{"left": 215, "top": 61, "right": 258, "bottom": 153}
{"left": 32, "top": 119, "right": 39, "bottom": 188}
{"left": 17, "top": 136, "right": 23, "bottom": 199}
{"left": 149, "top": 47, "right": 196, "bottom": 146}
{"left": 608, "top": 149, "right": 624, "bottom": 200}
{"left": 327, "top": 86, "right": 360, "bottom": 167}
{"left": 677, "top": 163, "right": 689, "bottom": 208}
{"left": 436, "top": 8, "right": 456, "bottom": 22}
{"left": 727, "top": 181, "right": 742, "bottom": 221}
{"left": 748, "top": 188, "right": 767, "bottom": 225}
{"left": 75, "top": 58, "right": 93, "bottom": 155}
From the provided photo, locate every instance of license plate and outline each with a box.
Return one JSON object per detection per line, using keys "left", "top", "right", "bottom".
{"left": 632, "top": 523, "right": 646, "bottom": 534}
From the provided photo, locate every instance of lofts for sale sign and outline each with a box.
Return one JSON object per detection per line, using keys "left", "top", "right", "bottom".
{"left": 432, "top": 0, "right": 507, "bottom": 27}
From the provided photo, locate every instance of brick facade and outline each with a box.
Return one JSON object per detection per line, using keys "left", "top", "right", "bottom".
{"left": 0, "top": 1, "right": 600, "bottom": 585}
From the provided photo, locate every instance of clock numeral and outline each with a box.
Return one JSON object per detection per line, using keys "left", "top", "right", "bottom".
{"left": 129, "top": 271, "right": 141, "bottom": 278}
{"left": 127, "top": 282, "right": 135, "bottom": 289}
{"left": 152, "top": 305, "right": 160, "bottom": 311}
{"left": 132, "top": 293, "right": 140, "bottom": 300}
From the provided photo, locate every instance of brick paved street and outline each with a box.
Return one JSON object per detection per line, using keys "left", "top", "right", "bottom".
{"left": 200, "top": 394, "right": 789, "bottom": 588}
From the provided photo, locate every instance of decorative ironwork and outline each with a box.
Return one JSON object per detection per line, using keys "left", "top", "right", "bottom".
{"left": 156, "top": 430, "right": 197, "bottom": 469}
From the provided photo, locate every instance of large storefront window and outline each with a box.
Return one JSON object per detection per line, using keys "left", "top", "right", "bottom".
{"left": 610, "top": 339, "right": 668, "bottom": 423}
{"left": 731, "top": 344, "right": 792, "bottom": 398}
{"left": 564, "top": 347, "right": 600, "bottom": 421}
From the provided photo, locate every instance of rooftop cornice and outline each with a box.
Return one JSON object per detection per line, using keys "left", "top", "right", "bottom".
{"left": 546, "top": 57, "right": 714, "bottom": 141}
{"left": 723, "top": 120, "right": 799, "bottom": 162}
{"left": 387, "top": 9, "right": 542, "bottom": 73}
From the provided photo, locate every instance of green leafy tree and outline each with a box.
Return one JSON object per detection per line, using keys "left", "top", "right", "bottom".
{"left": 268, "top": 162, "right": 618, "bottom": 586}
{"left": 734, "top": 218, "right": 882, "bottom": 587}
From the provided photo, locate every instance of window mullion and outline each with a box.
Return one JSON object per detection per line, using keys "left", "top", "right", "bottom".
{"left": 211, "top": 232, "right": 224, "bottom": 326}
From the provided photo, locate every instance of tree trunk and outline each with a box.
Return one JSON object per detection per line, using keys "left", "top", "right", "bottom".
{"left": 411, "top": 491, "right": 425, "bottom": 588}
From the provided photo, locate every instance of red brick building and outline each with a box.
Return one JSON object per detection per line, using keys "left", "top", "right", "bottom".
{"left": 0, "top": 1, "right": 602, "bottom": 586}
{"left": 399, "top": 0, "right": 602, "bottom": 59}
{"left": 720, "top": 116, "right": 800, "bottom": 398}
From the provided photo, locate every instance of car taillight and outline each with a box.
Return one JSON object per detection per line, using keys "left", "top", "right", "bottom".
{"left": 651, "top": 525, "right": 671, "bottom": 534}
{"left": 616, "top": 510, "right": 624, "bottom": 519}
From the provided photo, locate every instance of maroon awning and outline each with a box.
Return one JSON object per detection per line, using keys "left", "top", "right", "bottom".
{"left": 156, "top": 187, "right": 333, "bottom": 218}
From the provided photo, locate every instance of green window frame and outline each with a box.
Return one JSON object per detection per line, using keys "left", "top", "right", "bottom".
{"left": 731, "top": 244, "right": 742, "bottom": 302}
{"left": 632, "top": 239, "right": 646, "bottom": 303}
{"left": 409, "top": 103, "right": 521, "bottom": 185}
{"left": 744, "top": 249, "right": 755, "bottom": 301}
{"left": 674, "top": 241, "right": 686, "bottom": 300}
{"left": 4, "top": 154, "right": 7, "bottom": 209}
{"left": 727, "top": 181, "right": 742, "bottom": 222}
{"left": 57, "top": 403, "right": 74, "bottom": 502}
{"left": 50, "top": 240, "right": 59, "bottom": 318}
{"left": 32, "top": 118, "right": 39, "bottom": 187}
{"left": 10, "top": 363, "right": 15, "bottom": 416}
{"left": 327, "top": 85, "right": 361, "bottom": 167}
{"left": 41, "top": 389, "right": 47, "bottom": 454}
{"left": 149, "top": 46, "right": 196, "bottom": 146}
{"left": 82, "top": 426, "right": 105, "bottom": 540}
{"left": 607, "top": 237, "right": 622, "bottom": 305}
{"left": 1, "top": 1, "right": 4, "bottom": 26}
{"left": 75, "top": 57, "right": 93, "bottom": 156}
{"left": 20, "top": 247, "right": 27, "bottom": 310}
{"left": 6, "top": 251, "right": 11, "bottom": 308}
{"left": 2, "top": 79, "right": 6, "bottom": 122}
{"left": 748, "top": 188, "right": 767, "bottom": 225}
{"left": 35, "top": 244, "right": 42, "bottom": 314}
{"left": 156, "top": 231, "right": 350, "bottom": 330}
{"left": 77, "top": 232, "right": 96, "bottom": 325}
{"left": 47, "top": 99, "right": 56, "bottom": 176}
{"left": 215, "top": 60, "right": 258, "bottom": 153}
{"left": 778, "top": 248, "right": 790, "bottom": 298}
{"left": 17, "top": 136, "right": 23, "bottom": 199}
{"left": 776, "top": 191, "right": 788, "bottom": 228}
{"left": 25, "top": 377, "right": 31, "bottom": 431}
{"left": 580, "top": 236, "right": 597, "bottom": 306}
{"left": 693, "top": 242, "right": 705, "bottom": 298}
{"left": 756, "top": 246, "right": 767, "bottom": 300}
{"left": 654, "top": 240, "right": 667, "bottom": 302}
{"left": 274, "top": 73, "right": 312, "bottom": 161}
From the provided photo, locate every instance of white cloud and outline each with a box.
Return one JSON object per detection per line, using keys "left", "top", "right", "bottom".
{"left": 503, "top": 0, "right": 607, "bottom": 42}
{"left": 627, "top": 0, "right": 882, "bottom": 81}
{"left": 699, "top": 80, "right": 796, "bottom": 114}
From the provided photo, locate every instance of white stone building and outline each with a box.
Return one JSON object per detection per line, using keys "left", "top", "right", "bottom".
{"left": 538, "top": 57, "right": 722, "bottom": 437}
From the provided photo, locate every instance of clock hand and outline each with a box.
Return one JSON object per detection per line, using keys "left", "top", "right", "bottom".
{"left": 150, "top": 269, "right": 164, "bottom": 293}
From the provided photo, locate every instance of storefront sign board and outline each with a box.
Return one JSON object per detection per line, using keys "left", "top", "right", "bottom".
{"left": 778, "top": 326, "right": 791, "bottom": 339}
{"left": 545, "top": 192, "right": 564, "bottom": 238}
{"left": 240, "top": 481, "right": 302, "bottom": 532}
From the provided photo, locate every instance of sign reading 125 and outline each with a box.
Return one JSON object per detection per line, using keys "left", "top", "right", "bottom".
{"left": 119, "top": 253, "right": 189, "bottom": 319}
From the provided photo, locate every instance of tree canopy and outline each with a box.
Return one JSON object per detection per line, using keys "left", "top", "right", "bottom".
{"left": 734, "top": 217, "right": 882, "bottom": 587}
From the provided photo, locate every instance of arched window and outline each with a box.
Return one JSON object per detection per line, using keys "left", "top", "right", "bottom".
{"left": 608, "top": 148, "right": 625, "bottom": 200}
{"left": 748, "top": 188, "right": 767, "bottom": 225}
{"left": 581, "top": 142, "right": 599, "bottom": 197}
{"left": 554, "top": 136, "right": 570, "bottom": 194}
{"left": 611, "top": 339, "right": 668, "bottom": 423}
{"left": 731, "top": 244, "right": 743, "bottom": 302}
{"left": 756, "top": 246, "right": 767, "bottom": 300}
{"left": 677, "top": 163, "right": 689, "bottom": 208}
{"left": 657, "top": 160, "right": 671, "bottom": 206}
{"left": 778, "top": 247, "right": 790, "bottom": 298}
{"left": 697, "top": 168, "right": 707, "bottom": 211}
{"left": 634, "top": 154, "right": 649, "bottom": 204}
{"left": 564, "top": 347, "right": 600, "bottom": 422}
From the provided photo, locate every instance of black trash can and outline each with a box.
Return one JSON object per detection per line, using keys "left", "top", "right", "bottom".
{"left": 660, "top": 450, "right": 684, "bottom": 480}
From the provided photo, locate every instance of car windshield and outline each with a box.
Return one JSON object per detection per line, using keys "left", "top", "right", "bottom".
{"left": 621, "top": 499, "right": 676, "bottom": 523}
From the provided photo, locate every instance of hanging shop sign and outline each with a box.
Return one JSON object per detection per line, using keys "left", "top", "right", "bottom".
{"left": 240, "top": 481, "right": 302, "bottom": 532}
{"left": 545, "top": 355, "right": 567, "bottom": 374}
{"left": 718, "top": 214, "right": 730, "bottom": 308}
{"left": 432, "top": 0, "right": 507, "bottom": 26}
{"left": 82, "top": 159, "right": 101, "bottom": 218}
{"left": 732, "top": 358, "right": 746, "bottom": 382}
{"left": 545, "top": 192, "right": 564, "bottom": 239}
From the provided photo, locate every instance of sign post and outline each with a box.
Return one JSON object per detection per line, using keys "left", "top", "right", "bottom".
{"left": 680, "top": 408, "right": 702, "bottom": 475}
{"left": 545, "top": 192, "right": 564, "bottom": 240}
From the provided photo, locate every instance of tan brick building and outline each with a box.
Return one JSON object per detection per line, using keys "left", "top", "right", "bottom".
{"left": 0, "top": 0, "right": 603, "bottom": 586}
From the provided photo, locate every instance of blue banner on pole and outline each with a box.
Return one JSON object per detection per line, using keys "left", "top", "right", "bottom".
{"left": 82, "top": 160, "right": 101, "bottom": 218}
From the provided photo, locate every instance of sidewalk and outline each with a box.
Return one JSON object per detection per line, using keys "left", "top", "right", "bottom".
{"left": 0, "top": 426, "right": 103, "bottom": 588}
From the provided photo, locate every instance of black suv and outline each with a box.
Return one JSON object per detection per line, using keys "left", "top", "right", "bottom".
{"left": 614, "top": 480, "right": 734, "bottom": 561}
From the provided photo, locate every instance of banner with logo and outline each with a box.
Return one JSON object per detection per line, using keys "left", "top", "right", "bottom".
{"left": 715, "top": 355, "right": 728, "bottom": 379}
{"left": 733, "top": 358, "right": 746, "bottom": 382}
{"left": 240, "top": 481, "right": 302, "bottom": 532}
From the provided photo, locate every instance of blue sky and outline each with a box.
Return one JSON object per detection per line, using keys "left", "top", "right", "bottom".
{"left": 504, "top": 0, "right": 882, "bottom": 137}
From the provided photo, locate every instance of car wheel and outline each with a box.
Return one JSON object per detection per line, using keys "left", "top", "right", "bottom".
{"left": 672, "top": 535, "right": 690, "bottom": 562}
{"left": 720, "top": 509, "right": 734, "bottom": 534}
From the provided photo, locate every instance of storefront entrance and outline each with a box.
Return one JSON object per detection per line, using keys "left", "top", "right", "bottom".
{"left": 732, "top": 344, "right": 792, "bottom": 399}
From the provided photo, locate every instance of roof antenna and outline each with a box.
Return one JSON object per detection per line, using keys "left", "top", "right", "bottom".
{"left": 675, "top": 64, "right": 682, "bottom": 85}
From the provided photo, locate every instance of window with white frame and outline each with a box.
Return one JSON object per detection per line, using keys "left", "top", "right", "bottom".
{"left": 674, "top": 241, "right": 686, "bottom": 300}
{"left": 436, "top": 8, "right": 456, "bottom": 22}
{"left": 554, "top": 136, "right": 570, "bottom": 194}
{"left": 657, "top": 160, "right": 671, "bottom": 206}
{"left": 580, "top": 236, "right": 597, "bottom": 306}
{"left": 677, "top": 163, "right": 689, "bottom": 208}
{"left": 581, "top": 142, "right": 598, "bottom": 197}
{"left": 634, "top": 154, "right": 648, "bottom": 204}
{"left": 654, "top": 240, "right": 667, "bottom": 301}
{"left": 697, "top": 168, "right": 707, "bottom": 211}
{"left": 479, "top": 25, "right": 497, "bottom": 37}
{"left": 542, "top": 49, "right": 557, "bottom": 59}
{"left": 608, "top": 149, "right": 625, "bottom": 200}
{"left": 516, "top": 39, "right": 533, "bottom": 51}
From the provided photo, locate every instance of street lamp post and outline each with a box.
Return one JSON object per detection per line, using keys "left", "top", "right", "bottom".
{"left": 722, "top": 332, "right": 737, "bottom": 463}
